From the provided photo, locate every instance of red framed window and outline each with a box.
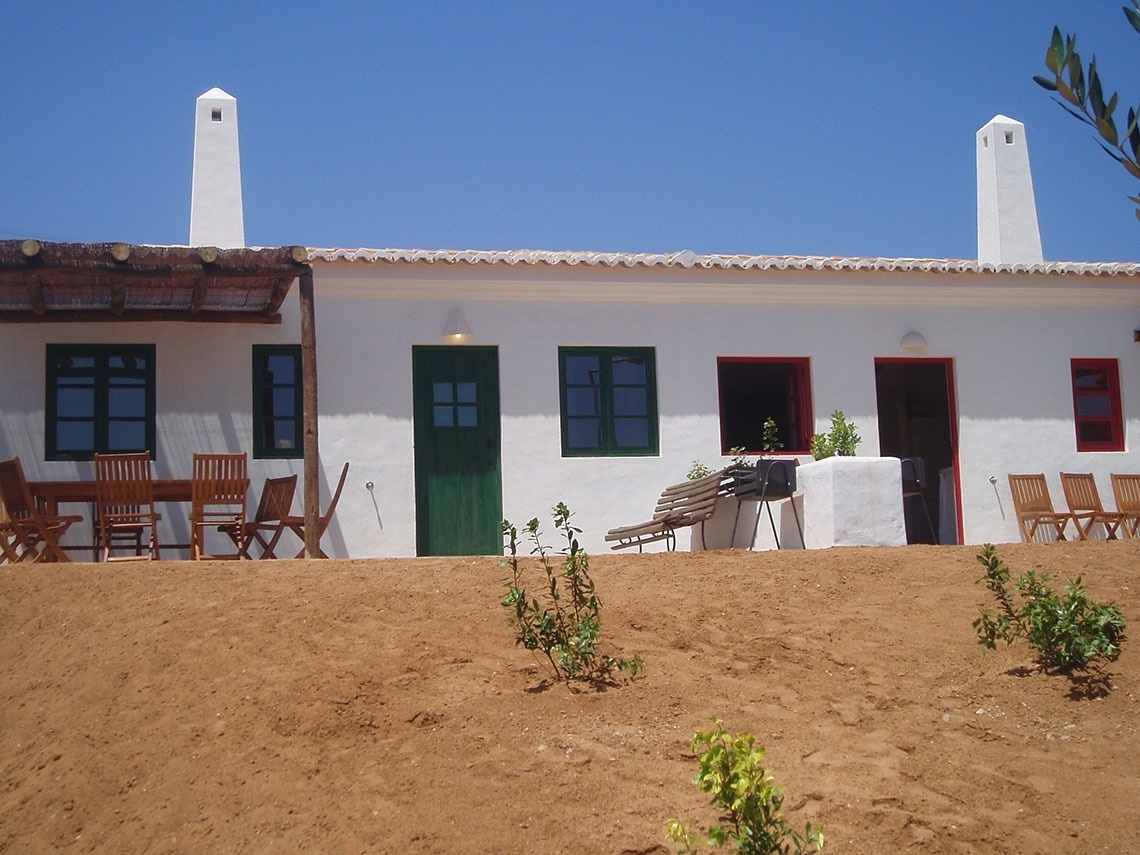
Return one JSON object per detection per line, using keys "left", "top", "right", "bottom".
{"left": 1071, "top": 358, "right": 1124, "bottom": 452}
{"left": 716, "top": 357, "right": 813, "bottom": 455}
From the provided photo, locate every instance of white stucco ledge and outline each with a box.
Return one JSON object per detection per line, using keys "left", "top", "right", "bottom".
{"left": 798, "top": 457, "right": 906, "bottom": 549}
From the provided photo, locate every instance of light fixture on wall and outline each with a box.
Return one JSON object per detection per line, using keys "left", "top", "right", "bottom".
{"left": 441, "top": 308, "right": 472, "bottom": 342}
{"left": 900, "top": 331, "right": 927, "bottom": 354}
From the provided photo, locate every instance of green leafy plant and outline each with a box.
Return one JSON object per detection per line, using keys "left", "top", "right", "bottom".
{"left": 666, "top": 719, "right": 824, "bottom": 855}
{"left": 501, "top": 503, "right": 642, "bottom": 684}
{"left": 809, "top": 410, "right": 861, "bottom": 461}
{"left": 1034, "top": 4, "right": 1140, "bottom": 220}
{"left": 973, "top": 544, "right": 1126, "bottom": 672}
{"left": 760, "top": 417, "right": 783, "bottom": 457}
{"left": 688, "top": 460, "right": 716, "bottom": 480}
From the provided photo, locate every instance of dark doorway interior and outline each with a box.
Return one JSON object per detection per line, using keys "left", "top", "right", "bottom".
{"left": 875, "top": 360, "right": 956, "bottom": 544}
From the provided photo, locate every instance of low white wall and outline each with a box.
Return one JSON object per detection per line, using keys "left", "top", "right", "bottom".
{"left": 798, "top": 457, "right": 906, "bottom": 548}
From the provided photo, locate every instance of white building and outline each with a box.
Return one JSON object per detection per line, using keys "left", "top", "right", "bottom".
{"left": 0, "top": 97, "right": 1137, "bottom": 558}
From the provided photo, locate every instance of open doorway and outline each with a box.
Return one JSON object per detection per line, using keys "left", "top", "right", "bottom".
{"left": 875, "top": 359, "right": 959, "bottom": 544}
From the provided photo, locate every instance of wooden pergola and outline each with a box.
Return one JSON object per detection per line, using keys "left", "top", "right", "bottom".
{"left": 0, "top": 239, "right": 324, "bottom": 558}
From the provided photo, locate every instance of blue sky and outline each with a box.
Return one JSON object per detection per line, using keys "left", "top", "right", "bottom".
{"left": 2, "top": 2, "right": 1136, "bottom": 261}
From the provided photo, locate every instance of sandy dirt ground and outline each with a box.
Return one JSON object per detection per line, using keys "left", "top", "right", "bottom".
{"left": 2, "top": 540, "right": 1138, "bottom": 854}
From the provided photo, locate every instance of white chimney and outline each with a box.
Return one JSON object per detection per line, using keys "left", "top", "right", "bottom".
{"left": 976, "top": 115, "right": 1043, "bottom": 265}
{"left": 190, "top": 87, "right": 245, "bottom": 247}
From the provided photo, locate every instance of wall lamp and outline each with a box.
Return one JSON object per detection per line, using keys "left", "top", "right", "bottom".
{"left": 442, "top": 308, "right": 472, "bottom": 343}
{"left": 900, "top": 331, "right": 928, "bottom": 354}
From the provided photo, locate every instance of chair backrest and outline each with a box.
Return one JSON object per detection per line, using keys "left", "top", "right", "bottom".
{"left": 253, "top": 474, "right": 297, "bottom": 523}
{"left": 1007, "top": 474, "right": 1056, "bottom": 515}
{"left": 0, "top": 490, "right": 16, "bottom": 561}
{"left": 1111, "top": 474, "right": 1140, "bottom": 514}
{"left": 901, "top": 458, "right": 926, "bottom": 493}
{"left": 95, "top": 452, "right": 156, "bottom": 513}
{"left": 1059, "top": 472, "right": 1105, "bottom": 513}
{"left": 319, "top": 462, "right": 350, "bottom": 525}
{"left": 191, "top": 453, "right": 249, "bottom": 508}
{"left": 651, "top": 467, "right": 730, "bottom": 526}
{"left": 0, "top": 457, "right": 36, "bottom": 521}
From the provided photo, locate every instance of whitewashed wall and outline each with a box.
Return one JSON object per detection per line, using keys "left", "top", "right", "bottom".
{"left": 2, "top": 260, "right": 1137, "bottom": 558}
{"left": 311, "top": 260, "right": 1140, "bottom": 556}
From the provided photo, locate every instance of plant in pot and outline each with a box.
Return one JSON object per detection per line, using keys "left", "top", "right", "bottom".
{"left": 798, "top": 410, "right": 906, "bottom": 549}
{"left": 734, "top": 417, "right": 797, "bottom": 499}
{"left": 810, "top": 410, "right": 861, "bottom": 460}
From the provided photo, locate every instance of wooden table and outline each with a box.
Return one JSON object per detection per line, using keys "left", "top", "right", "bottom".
{"left": 29, "top": 479, "right": 194, "bottom": 560}
{"left": 29, "top": 479, "right": 193, "bottom": 514}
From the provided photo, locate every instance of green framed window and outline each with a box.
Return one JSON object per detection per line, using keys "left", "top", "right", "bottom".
{"left": 253, "top": 345, "right": 303, "bottom": 459}
{"left": 45, "top": 344, "right": 156, "bottom": 461}
{"left": 559, "top": 347, "right": 658, "bottom": 456}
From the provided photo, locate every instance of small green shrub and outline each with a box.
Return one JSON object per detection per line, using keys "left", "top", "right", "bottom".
{"left": 688, "top": 460, "right": 716, "bottom": 480}
{"left": 500, "top": 503, "right": 642, "bottom": 684}
{"left": 809, "top": 410, "right": 861, "bottom": 460}
{"left": 973, "top": 543, "right": 1126, "bottom": 672}
{"left": 760, "top": 417, "right": 783, "bottom": 456}
{"left": 666, "top": 719, "right": 824, "bottom": 855}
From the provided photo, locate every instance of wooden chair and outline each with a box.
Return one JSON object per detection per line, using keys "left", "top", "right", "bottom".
{"left": 95, "top": 452, "right": 162, "bottom": 561}
{"left": 284, "top": 462, "right": 349, "bottom": 558}
{"left": 219, "top": 474, "right": 297, "bottom": 559}
{"left": 1, "top": 492, "right": 23, "bottom": 563}
{"left": 1059, "top": 472, "right": 1130, "bottom": 541}
{"left": 1110, "top": 474, "right": 1140, "bottom": 539}
{"left": 605, "top": 467, "right": 732, "bottom": 551}
{"left": 189, "top": 453, "right": 250, "bottom": 560}
{"left": 900, "top": 457, "right": 937, "bottom": 544}
{"left": 0, "top": 457, "right": 82, "bottom": 562}
{"left": 1007, "top": 474, "right": 1074, "bottom": 543}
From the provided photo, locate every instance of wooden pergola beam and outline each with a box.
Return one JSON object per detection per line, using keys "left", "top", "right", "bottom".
{"left": 0, "top": 310, "right": 284, "bottom": 324}
{"left": 262, "top": 275, "right": 295, "bottom": 319}
{"left": 109, "top": 277, "right": 126, "bottom": 316}
{"left": 188, "top": 277, "right": 208, "bottom": 314}
{"left": 26, "top": 275, "right": 45, "bottom": 315}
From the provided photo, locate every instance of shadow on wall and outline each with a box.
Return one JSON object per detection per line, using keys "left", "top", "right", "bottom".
{"left": 156, "top": 411, "right": 348, "bottom": 558}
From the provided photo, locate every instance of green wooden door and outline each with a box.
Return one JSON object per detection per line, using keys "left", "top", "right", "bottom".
{"left": 412, "top": 346, "right": 502, "bottom": 555}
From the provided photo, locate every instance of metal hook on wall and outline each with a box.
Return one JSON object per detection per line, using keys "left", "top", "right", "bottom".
{"left": 989, "top": 475, "right": 1005, "bottom": 520}
{"left": 365, "top": 480, "right": 383, "bottom": 529}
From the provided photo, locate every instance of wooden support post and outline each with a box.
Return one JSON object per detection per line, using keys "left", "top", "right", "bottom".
{"left": 299, "top": 268, "right": 320, "bottom": 558}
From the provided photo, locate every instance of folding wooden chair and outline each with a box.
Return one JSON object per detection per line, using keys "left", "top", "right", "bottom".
{"left": 189, "top": 453, "right": 250, "bottom": 560}
{"left": 1059, "top": 472, "right": 1130, "bottom": 541}
{"left": 0, "top": 457, "right": 82, "bottom": 562}
{"left": 1110, "top": 474, "right": 1140, "bottom": 539}
{"left": 1, "top": 493, "right": 22, "bottom": 563}
{"left": 219, "top": 474, "right": 297, "bottom": 559}
{"left": 1007, "top": 474, "right": 1074, "bottom": 543}
{"left": 284, "top": 462, "right": 349, "bottom": 558}
{"left": 95, "top": 452, "right": 162, "bottom": 561}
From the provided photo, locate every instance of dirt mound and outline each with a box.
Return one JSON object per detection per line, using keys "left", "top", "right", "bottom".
{"left": 3, "top": 541, "right": 1138, "bottom": 853}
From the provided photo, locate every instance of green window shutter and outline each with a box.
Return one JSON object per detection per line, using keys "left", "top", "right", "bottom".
{"left": 45, "top": 344, "right": 156, "bottom": 461}
{"left": 559, "top": 346, "right": 657, "bottom": 457}
{"left": 253, "top": 345, "right": 304, "bottom": 459}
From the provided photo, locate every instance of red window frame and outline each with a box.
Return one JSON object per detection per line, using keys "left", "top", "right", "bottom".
{"left": 1071, "top": 358, "right": 1124, "bottom": 452}
{"left": 716, "top": 357, "right": 813, "bottom": 455}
